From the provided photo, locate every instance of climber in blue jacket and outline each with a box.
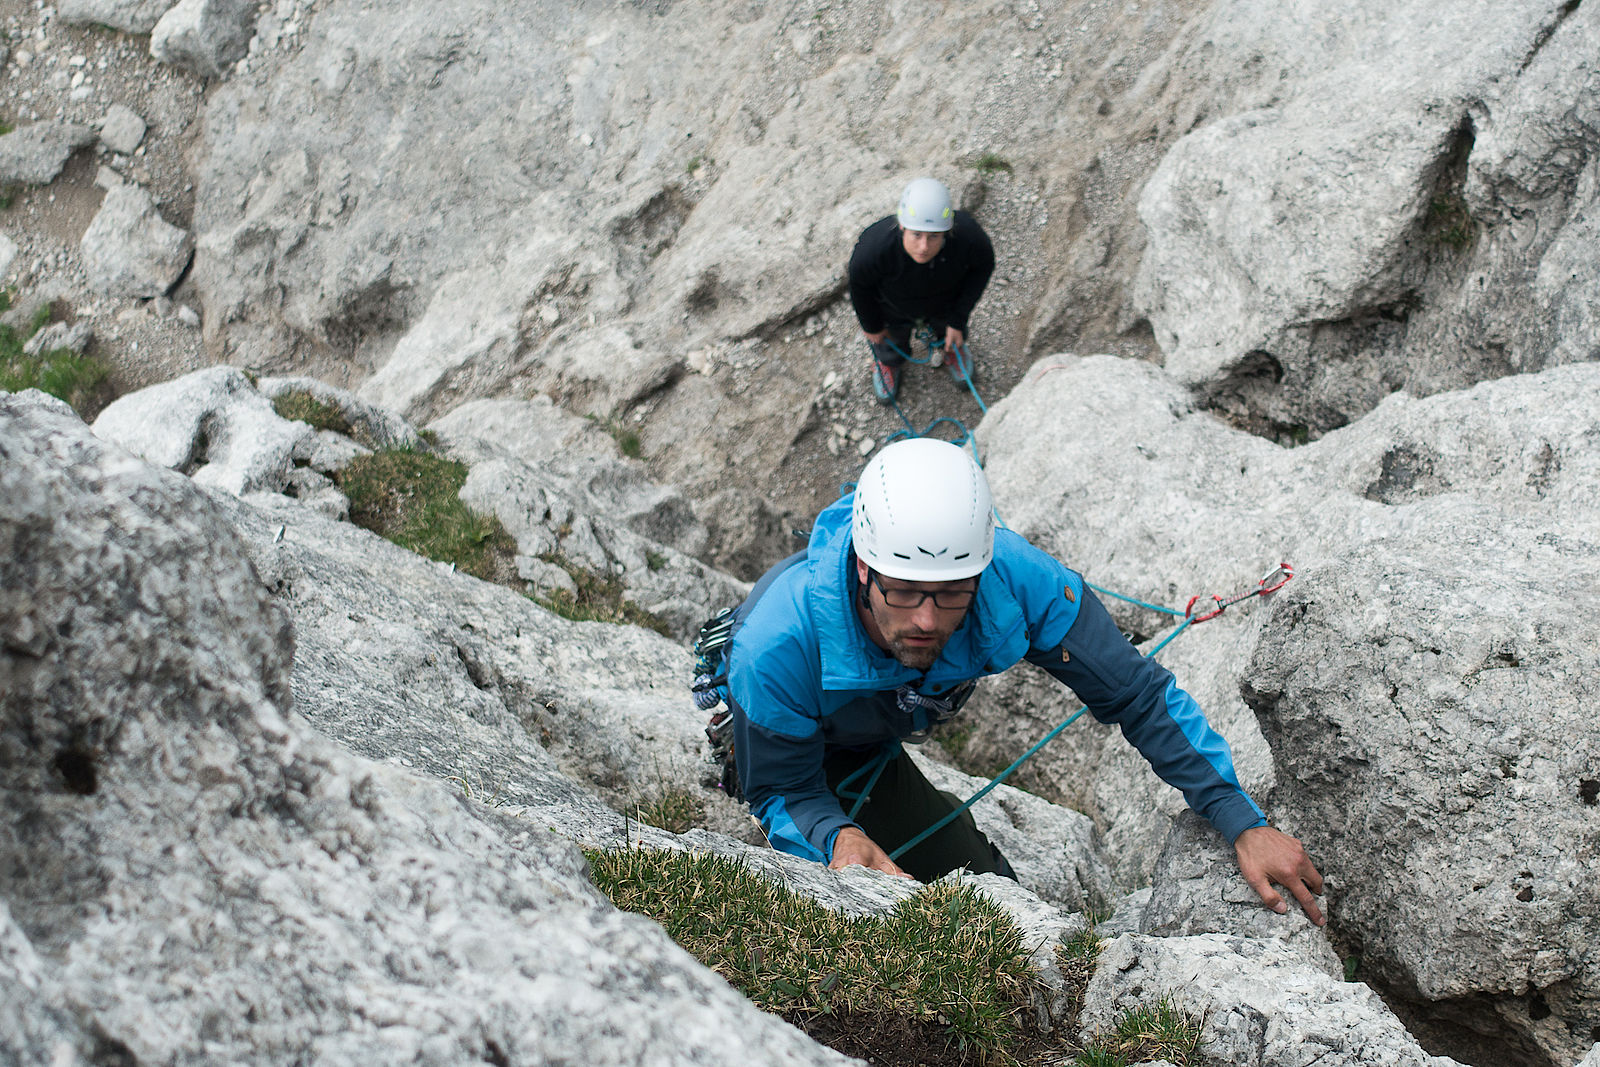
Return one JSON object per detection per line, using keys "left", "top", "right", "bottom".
{"left": 726, "top": 437, "right": 1325, "bottom": 924}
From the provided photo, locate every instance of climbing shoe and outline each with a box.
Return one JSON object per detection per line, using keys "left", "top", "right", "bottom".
{"left": 872, "top": 359, "right": 899, "bottom": 405}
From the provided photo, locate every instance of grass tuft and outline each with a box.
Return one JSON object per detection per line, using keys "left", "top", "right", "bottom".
{"left": 337, "top": 449, "right": 517, "bottom": 582}
{"left": 587, "top": 846, "right": 1044, "bottom": 1066}
{"left": 1077, "top": 995, "right": 1204, "bottom": 1067}
{"left": 533, "top": 553, "right": 672, "bottom": 636}
{"left": 975, "top": 152, "right": 1015, "bottom": 175}
{"left": 1427, "top": 193, "right": 1474, "bottom": 252}
{"left": 272, "top": 389, "right": 354, "bottom": 437}
{"left": 0, "top": 300, "right": 112, "bottom": 416}
{"left": 588, "top": 413, "right": 644, "bottom": 458}
{"left": 629, "top": 789, "right": 704, "bottom": 834}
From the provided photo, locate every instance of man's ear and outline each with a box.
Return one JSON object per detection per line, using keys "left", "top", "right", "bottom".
{"left": 855, "top": 558, "right": 870, "bottom": 586}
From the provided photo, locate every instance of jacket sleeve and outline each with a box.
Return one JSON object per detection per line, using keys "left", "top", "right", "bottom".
{"left": 947, "top": 216, "right": 994, "bottom": 332}
{"left": 1024, "top": 587, "right": 1267, "bottom": 843}
{"left": 731, "top": 700, "right": 854, "bottom": 862}
{"left": 847, "top": 224, "right": 890, "bottom": 334}
{"left": 726, "top": 618, "right": 854, "bottom": 862}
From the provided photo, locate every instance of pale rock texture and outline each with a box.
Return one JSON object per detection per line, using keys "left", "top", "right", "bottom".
{"left": 967, "top": 353, "right": 1600, "bottom": 1066}
{"left": 93, "top": 366, "right": 314, "bottom": 495}
{"left": 97, "top": 104, "right": 149, "bottom": 155}
{"left": 1134, "top": 0, "right": 1600, "bottom": 438}
{"left": 0, "top": 388, "right": 862, "bottom": 1067}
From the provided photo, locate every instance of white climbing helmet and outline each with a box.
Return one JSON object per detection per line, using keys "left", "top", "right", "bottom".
{"left": 852, "top": 438, "right": 994, "bottom": 581}
{"left": 896, "top": 177, "right": 954, "bottom": 233}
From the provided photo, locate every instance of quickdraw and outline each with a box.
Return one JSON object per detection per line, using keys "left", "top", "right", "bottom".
{"left": 1183, "top": 562, "right": 1294, "bottom": 623}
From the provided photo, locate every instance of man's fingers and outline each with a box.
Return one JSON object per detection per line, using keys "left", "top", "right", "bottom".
{"left": 1290, "top": 879, "right": 1326, "bottom": 926}
{"left": 1249, "top": 875, "right": 1288, "bottom": 914}
{"left": 1302, "top": 859, "right": 1325, "bottom": 896}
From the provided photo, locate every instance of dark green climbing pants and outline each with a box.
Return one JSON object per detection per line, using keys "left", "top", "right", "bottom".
{"left": 824, "top": 745, "right": 1014, "bottom": 884}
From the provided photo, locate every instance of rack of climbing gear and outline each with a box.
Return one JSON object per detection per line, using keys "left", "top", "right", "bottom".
{"left": 882, "top": 561, "right": 1296, "bottom": 862}
{"left": 690, "top": 607, "right": 741, "bottom": 798}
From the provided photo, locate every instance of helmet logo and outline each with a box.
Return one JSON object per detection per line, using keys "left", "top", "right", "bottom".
{"left": 917, "top": 546, "right": 948, "bottom": 559}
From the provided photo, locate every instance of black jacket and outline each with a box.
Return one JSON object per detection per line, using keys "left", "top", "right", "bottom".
{"left": 847, "top": 211, "right": 995, "bottom": 334}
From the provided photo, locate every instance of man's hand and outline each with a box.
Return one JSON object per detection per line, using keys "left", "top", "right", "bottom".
{"left": 944, "top": 326, "right": 965, "bottom": 352}
{"left": 1235, "top": 825, "right": 1325, "bottom": 925}
{"left": 864, "top": 329, "right": 887, "bottom": 344}
{"left": 829, "top": 827, "right": 912, "bottom": 879}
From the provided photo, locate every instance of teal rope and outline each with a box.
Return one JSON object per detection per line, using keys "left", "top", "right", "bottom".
{"left": 1084, "top": 582, "right": 1188, "bottom": 617}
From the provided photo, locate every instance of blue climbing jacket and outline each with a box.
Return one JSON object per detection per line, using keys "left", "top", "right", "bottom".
{"left": 726, "top": 493, "right": 1267, "bottom": 864}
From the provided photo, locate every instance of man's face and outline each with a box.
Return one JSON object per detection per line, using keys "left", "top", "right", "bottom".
{"left": 900, "top": 226, "right": 946, "bottom": 264}
{"left": 857, "top": 563, "right": 976, "bottom": 671}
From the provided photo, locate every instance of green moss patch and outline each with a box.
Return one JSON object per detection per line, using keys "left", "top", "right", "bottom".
{"left": 337, "top": 449, "right": 517, "bottom": 583}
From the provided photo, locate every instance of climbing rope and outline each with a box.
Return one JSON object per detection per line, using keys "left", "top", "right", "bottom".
{"left": 874, "top": 330, "right": 988, "bottom": 461}
{"left": 880, "top": 562, "right": 1296, "bottom": 863}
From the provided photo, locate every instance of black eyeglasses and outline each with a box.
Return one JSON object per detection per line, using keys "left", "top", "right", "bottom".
{"left": 868, "top": 570, "right": 977, "bottom": 610}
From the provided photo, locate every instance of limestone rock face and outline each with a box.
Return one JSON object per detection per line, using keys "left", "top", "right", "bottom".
{"left": 149, "top": 0, "right": 259, "bottom": 79}
{"left": 1134, "top": 0, "right": 1600, "bottom": 439}
{"left": 1080, "top": 934, "right": 1466, "bottom": 1067}
{"left": 92, "top": 365, "right": 315, "bottom": 495}
{"left": 969, "top": 354, "right": 1600, "bottom": 1066}
{"left": 0, "top": 389, "right": 860, "bottom": 1067}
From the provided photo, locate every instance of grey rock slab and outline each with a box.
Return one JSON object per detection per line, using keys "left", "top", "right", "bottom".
{"left": 149, "top": 0, "right": 258, "bottom": 79}
{"left": 80, "top": 183, "right": 194, "bottom": 299}
{"left": 1140, "top": 811, "right": 1335, "bottom": 964}
{"left": 432, "top": 397, "right": 710, "bottom": 557}
{"left": 1242, "top": 518, "right": 1600, "bottom": 1066}
{"left": 97, "top": 104, "right": 148, "bottom": 155}
{"left": 225, "top": 487, "right": 716, "bottom": 820}
{"left": 92, "top": 365, "right": 314, "bottom": 495}
{"left": 1080, "top": 934, "right": 1466, "bottom": 1067}
{"left": 0, "top": 234, "right": 16, "bottom": 281}
{"left": 0, "top": 121, "right": 96, "bottom": 185}
{"left": 1, "top": 389, "right": 859, "bottom": 1067}
{"left": 59, "top": 0, "right": 180, "bottom": 34}
{"left": 434, "top": 419, "right": 747, "bottom": 642}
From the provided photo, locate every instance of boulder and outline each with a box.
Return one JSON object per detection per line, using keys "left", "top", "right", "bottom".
{"left": 92, "top": 366, "right": 315, "bottom": 495}
{"left": 1, "top": 388, "right": 861, "bottom": 1067}
{"left": 1133, "top": 0, "right": 1600, "bottom": 438}
{"left": 80, "top": 183, "right": 194, "bottom": 299}
{"left": 150, "top": 0, "right": 258, "bottom": 79}
{"left": 971, "top": 354, "right": 1600, "bottom": 1066}
{"left": 59, "top": 0, "right": 180, "bottom": 34}
{"left": 22, "top": 321, "right": 94, "bottom": 358}
{"left": 0, "top": 122, "right": 96, "bottom": 185}
{"left": 1079, "top": 934, "right": 1466, "bottom": 1067}
{"left": 97, "top": 104, "right": 148, "bottom": 155}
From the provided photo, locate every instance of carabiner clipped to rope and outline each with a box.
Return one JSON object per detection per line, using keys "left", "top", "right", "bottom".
{"left": 1184, "top": 562, "right": 1295, "bottom": 624}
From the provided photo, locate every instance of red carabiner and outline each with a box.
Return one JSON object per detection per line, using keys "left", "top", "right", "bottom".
{"left": 1258, "top": 562, "right": 1294, "bottom": 595}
